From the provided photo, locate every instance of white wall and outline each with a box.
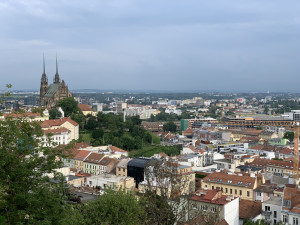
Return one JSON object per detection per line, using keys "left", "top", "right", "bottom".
{"left": 224, "top": 197, "right": 239, "bottom": 225}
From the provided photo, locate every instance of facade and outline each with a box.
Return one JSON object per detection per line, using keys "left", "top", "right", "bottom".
{"left": 86, "top": 174, "right": 135, "bottom": 191}
{"left": 42, "top": 127, "right": 71, "bottom": 146}
{"left": 127, "top": 158, "right": 151, "bottom": 188}
{"left": 83, "top": 153, "right": 106, "bottom": 175}
{"left": 116, "top": 158, "right": 131, "bottom": 177}
{"left": 262, "top": 197, "right": 282, "bottom": 225}
{"left": 61, "top": 149, "right": 80, "bottom": 168}
{"left": 39, "top": 56, "right": 73, "bottom": 107}
{"left": 281, "top": 184, "right": 300, "bottom": 225}
{"left": 73, "top": 150, "right": 92, "bottom": 172}
{"left": 188, "top": 189, "right": 239, "bottom": 225}
{"left": 41, "top": 117, "right": 79, "bottom": 141}
{"left": 202, "top": 172, "right": 264, "bottom": 200}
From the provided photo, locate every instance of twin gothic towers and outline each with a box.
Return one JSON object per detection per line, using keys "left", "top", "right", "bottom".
{"left": 39, "top": 55, "right": 73, "bottom": 107}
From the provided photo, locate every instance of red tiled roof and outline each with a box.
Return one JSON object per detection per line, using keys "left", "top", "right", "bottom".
{"left": 41, "top": 117, "right": 78, "bottom": 128}
{"left": 109, "top": 145, "right": 127, "bottom": 153}
{"left": 74, "top": 150, "right": 91, "bottom": 161}
{"left": 84, "top": 153, "right": 105, "bottom": 164}
{"left": 190, "top": 189, "right": 235, "bottom": 205}
{"left": 4, "top": 112, "right": 41, "bottom": 118}
{"left": 43, "top": 127, "right": 71, "bottom": 135}
{"left": 239, "top": 199, "right": 262, "bottom": 219}
{"left": 74, "top": 142, "right": 90, "bottom": 149}
{"left": 78, "top": 104, "right": 92, "bottom": 112}
{"left": 250, "top": 158, "right": 300, "bottom": 170}
{"left": 203, "top": 172, "right": 256, "bottom": 189}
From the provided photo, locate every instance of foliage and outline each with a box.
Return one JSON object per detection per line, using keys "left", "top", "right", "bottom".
{"left": 57, "top": 97, "right": 79, "bottom": 117}
{"left": 163, "top": 121, "right": 177, "bottom": 132}
{"left": 263, "top": 106, "right": 269, "bottom": 115}
{"left": 0, "top": 118, "right": 71, "bottom": 224}
{"left": 284, "top": 131, "right": 294, "bottom": 142}
{"left": 140, "top": 191, "right": 175, "bottom": 225}
{"left": 68, "top": 189, "right": 144, "bottom": 225}
{"left": 256, "top": 126, "right": 263, "bottom": 130}
{"left": 49, "top": 108, "right": 62, "bottom": 119}
{"left": 129, "top": 145, "right": 181, "bottom": 157}
{"left": 243, "top": 219, "right": 267, "bottom": 225}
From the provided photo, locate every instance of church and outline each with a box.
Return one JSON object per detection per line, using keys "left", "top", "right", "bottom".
{"left": 39, "top": 56, "right": 73, "bottom": 107}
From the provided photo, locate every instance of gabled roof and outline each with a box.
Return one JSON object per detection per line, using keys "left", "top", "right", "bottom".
{"left": 78, "top": 104, "right": 92, "bottom": 112}
{"left": 4, "top": 112, "right": 41, "bottom": 118}
{"left": 43, "top": 127, "right": 71, "bottom": 135}
{"left": 109, "top": 145, "right": 127, "bottom": 153}
{"left": 239, "top": 199, "right": 262, "bottom": 219}
{"left": 74, "top": 142, "right": 90, "bottom": 149}
{"left": 203, "top": 172, "right": 256, "bottom": 189}
{"left": 74, "top": 150, "right": 91, "bottom": 161}
{"left": 99, "top": 157, "right": 119, "bottom": 166}
{"left": 44, "top": 83, "right": 60, "bottom": 97}
{"left": 84, "top": 153, "right": 105, "bottom": 164}
{"left": 41, "top": 117, "right": 78, "bottom": 128}
{"left": 190, "top": 189, "right": 235, "bottom": 205}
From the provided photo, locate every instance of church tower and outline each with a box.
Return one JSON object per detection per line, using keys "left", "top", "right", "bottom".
{"left": 40, "top": 54, "right": 48, "bottom": 99}
{"left": 53, "top": 55, "right": 60, "bottom": 84}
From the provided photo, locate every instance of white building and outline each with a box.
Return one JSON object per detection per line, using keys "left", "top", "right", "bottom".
{"left": 42, "top": 127, "right": 71, "bottom": 146}
{"left": 262, "top": 197, "right": 282, "bottom": 225}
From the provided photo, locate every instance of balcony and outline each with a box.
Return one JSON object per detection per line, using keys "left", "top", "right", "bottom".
{"left": 262, "top": 210, "right": 272, "bottom": 216}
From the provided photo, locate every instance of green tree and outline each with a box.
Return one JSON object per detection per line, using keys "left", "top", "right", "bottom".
{"left": 284, "top": 131, "right": 295, "bottom": 142}
{"left": 163, "top": 121, "right": 177, "bottom": 132}
{"left": 264, "top": 106, "right": 269, "bottom": 115}
{"left": 0, "top": 118, "right": 71, "bottom": 224}
{"left": 68, "top": 189, "right": 144, "bottom": 225}
{"left": 49, "top": 108, "right": 62, "bottom": 119}
{"left": 57, "top": 97, "right": 79, "bottom": 117}
{"left": 85, "top": 116, "right": 97, "bottom": 130}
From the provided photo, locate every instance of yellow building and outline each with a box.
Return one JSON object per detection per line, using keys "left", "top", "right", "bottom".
{"left": 73, "top": 150, "right": 91, "bottom": 172}
{"left": 116, "top": 158, "right": 131, "bottom": 177}
{"left": 202, "top": 172, "right": 264, "bottom": 200}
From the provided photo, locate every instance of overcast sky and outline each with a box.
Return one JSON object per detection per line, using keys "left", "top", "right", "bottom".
{"left": 1, "top": 0, "right": 300, "bottom": 92}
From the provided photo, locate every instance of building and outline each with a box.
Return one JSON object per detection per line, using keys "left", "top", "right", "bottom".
{"left": 116, "top": 158, "right": 131, "bottom": 177}
{"left": 239, "top": 199, "right": 262, "bottom": 225}
{"left": 78, "top": 104, "right": 95, "bottom": 116}
{"left": 202, "top": 171, "right": 264, "bottom": 200}
{"left": 281, "top": 184, "right": 300, "bottom": 225}
{"left": 41, "top": 117, "right": 79, "bottom": 141}
{"left": 188, "top": 189, "right": 239, "bottom": 225}
{"left": 139, "top": 161, "right": 195, "bottom": 197}
{"left": 42, "top": 127, "right": 71, "bottom": 146}
{"left": 127, "top": 158, "right": 151, "bottom": 188}
{"left": 74, "top": 150, "right": 92, "bottom": 172}
{"left": 86, "top": 173, "right": 135, "bottom": 191}
{"left": 39, "top": 56, "right": 73, "bottom": 107}
{"left": 83, "top": 153, "right": 106, "bottom": 175}
{"left": 262, "top": 197, "right": 282, "bottom": 225}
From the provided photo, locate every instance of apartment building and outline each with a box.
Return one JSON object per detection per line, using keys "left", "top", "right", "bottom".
{"left": 202, "top": 171, "right": 264, "bottom": 200}
{"left": 188, "top": 189, "right": 239, "bottom": 225}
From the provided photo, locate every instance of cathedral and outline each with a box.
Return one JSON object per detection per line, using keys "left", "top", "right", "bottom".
{"left": 39, "top": 56, "right": 73, "bottom": 107}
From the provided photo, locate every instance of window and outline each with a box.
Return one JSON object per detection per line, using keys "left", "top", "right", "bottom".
{"left": 294, "top": 217, "right": 298, "bottom": 225}
{"left": 265, "top": 206, "right": 270, "bottom": 211}
{"left": 283, "top": 215, "right": 288, "bottom": 223}
{"left": 247, "top": 191, "right": 250, "bottom": 197}
{"left": 274, "top": 211, "right": 277, "bottom": 218}
{"left": 240, "top": 190, "right": 242, "bottom": 195}
{"left": 217, "top": 179, "right": 222, "bottom": 182}
{"left": 230, "top": 189, "right": 232, "bottom": 194}
{"left": 274, "top": 220, "right": 277, "bottom": 224}
{"left": 257, "top": 192, "right": 261, "bottom": 196}
{"left": 211, "top": 207, "right": 216, "bottom": 213}
{"left": 228, "top": 180, "right": 232, "bottom": 184}
{"left": 225, "top": 188, "right": 228, "bottom": 193}
{"left": 235, "top": 189, "right": 237, "bottom": 195}
{"left": 238, "top": 181, "right": 242, "bottom": 185}
{"left": 212, "top": 186, "right": 214, "bottom": 190}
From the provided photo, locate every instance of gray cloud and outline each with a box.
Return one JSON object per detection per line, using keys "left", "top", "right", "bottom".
{"left": 1, "top": 0, "right": 300, "bottom": 91}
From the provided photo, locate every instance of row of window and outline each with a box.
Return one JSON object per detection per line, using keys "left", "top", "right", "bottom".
{"left": 211, "top": 186, "right": 250, "bottom": 197}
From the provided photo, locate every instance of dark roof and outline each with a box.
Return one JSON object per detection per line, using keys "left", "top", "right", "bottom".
{"left": 127, "top": 158, "right": 151, "bottom": 168}
{"left": 44, "top": 84, "right": 60, "bottom": 97}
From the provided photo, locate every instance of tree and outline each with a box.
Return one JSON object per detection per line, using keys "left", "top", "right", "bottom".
{"left": 68, "top": 189, "right": 144, "bottom": 225}
{"left": 0, "top": 118, "right": 71, "bottom": 224}
{"left": 284, "top": 131, "right": 294, "bottom": 142}
{"left": 57, "top": 97, "right": 79, "bottom": 117}
{"left": 264, "top": 106, "right": 269, "bottom": 115}
{"left": 49, "top": 108, "right": 62, "bottom": 119}
{"left": 163, "top": 121, "right": 177, "bottom": 132}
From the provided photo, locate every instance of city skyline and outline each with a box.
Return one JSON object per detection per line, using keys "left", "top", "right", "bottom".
{"left": 1, "top": 0, "right": 300, "bottom": 92}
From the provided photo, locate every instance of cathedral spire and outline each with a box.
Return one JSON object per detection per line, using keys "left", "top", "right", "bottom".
{"left": 54, "top": 54, "right": 60, "bottom": 84}
{"left": 43, "top": 53, "right": 45, "bottom": 75}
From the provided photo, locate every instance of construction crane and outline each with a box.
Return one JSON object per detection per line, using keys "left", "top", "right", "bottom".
{"left": 294, "top": 122, "right": 300, "bottom": 182}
